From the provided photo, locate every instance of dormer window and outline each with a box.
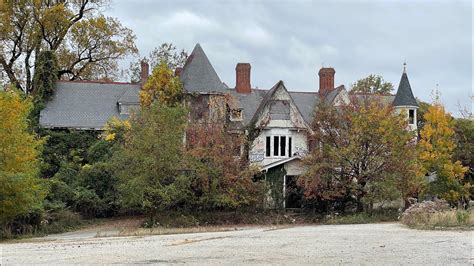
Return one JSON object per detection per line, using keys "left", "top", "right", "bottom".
{"left": 229, "top": 108, "right": 243, "bottom": 121}
{"left": 118, "top": 102, "right": 138, "bottom": 115}
{"left": 408, "top": 109, "right": 415, "bottom": 125}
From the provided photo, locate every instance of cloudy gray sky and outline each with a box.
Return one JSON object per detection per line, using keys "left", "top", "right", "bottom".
{"left": 105, "top": 0, "right": 472, "bottom": 116}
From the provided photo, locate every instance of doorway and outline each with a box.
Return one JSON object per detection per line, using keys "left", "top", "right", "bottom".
{"left": 285, "top": 175, "right": 303, "bottom": 208}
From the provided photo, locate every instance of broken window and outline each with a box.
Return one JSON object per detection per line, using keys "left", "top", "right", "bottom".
{"left": 408, "top": 109, "right": 415, "bottom": 125}
{"left": 229, "top": 108, "right": 243, "bottom": 121}
{"left": 269, "top": 100, "right": 290, "bottom": 120}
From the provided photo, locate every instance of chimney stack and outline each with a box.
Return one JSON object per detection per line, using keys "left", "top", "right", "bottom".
{"left": 175, "top": 67, "right": 183, "bottom": 77}
{"left": 318, "top": 67, "right": 335, "bottom": 97}
{"left": 140, "top": 60, "right": 149, "bottom": 86}
{"left": 235, "top": 63, "right": 251, "bottom": 94}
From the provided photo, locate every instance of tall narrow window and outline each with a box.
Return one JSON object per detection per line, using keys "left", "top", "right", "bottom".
{"left": 266, "top": 136, "right": 271, "bottom": 157}
{"left": 280, "top": 136, "right": 286, "bottom": 156}
{"left": 408, "top": 109, "right": 415, "bottom": 125}
{"left": 273, "top": 136, "right": 279, "bottom": 156}
{"left": 289, "top": 137, "right": 292, "bottom": 157}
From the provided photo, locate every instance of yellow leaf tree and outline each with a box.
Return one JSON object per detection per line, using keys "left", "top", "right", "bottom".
{"left": 418, "top": 103, "right": 470, "bottom": 204}
{"left": 0, "top": 89, "right": 46, "bottom": 225}
{"left": 139, "top": 60, "right": 183, "bottom": 107}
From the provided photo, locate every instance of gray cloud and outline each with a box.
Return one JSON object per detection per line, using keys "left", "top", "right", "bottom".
{"left": 105, "top": 0, "right": 472, "bottom": 116}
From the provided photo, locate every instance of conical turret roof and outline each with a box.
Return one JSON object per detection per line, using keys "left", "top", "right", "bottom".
{"left": 393, "top": 70, "right": 418, "bottom": 107}
{"left": 180, "top": 43, "right": 226, "bottom": 93}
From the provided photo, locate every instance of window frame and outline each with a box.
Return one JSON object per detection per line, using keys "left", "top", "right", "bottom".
{"left": 408, "top": 109, "right": 415, "bottom": 125}
{"left": 265, "top": 135, "right": 292, "bottom": 158}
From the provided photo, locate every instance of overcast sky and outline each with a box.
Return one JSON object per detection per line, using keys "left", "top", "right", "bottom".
{"left": 105, "top": 0, "right": 472, "bottom": 116}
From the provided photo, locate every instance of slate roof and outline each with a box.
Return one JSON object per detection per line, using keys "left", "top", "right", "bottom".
{"left": 40, "top": 44, "right": 411, "bottom": 131}
{"left": 393, "top": 72, "right": 418, "bottom": 107}
{"left": 180, "top": 43, "right": 227, "bottom": 93}
{"left": 39, "top": 81, "right": 140, "bottom": 129}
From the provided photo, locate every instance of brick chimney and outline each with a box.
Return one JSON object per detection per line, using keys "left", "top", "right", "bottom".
{"left": 235, "top": 63, "right": 251, "bottom": 93}
{"left": 140, "top": 60, "right": 149, "bottom": 86}
{"left": 175, "top": 67, "right": 183, "bottom": 77}
{"left": 318, "top": 67, "right": 335, "bottom": 97}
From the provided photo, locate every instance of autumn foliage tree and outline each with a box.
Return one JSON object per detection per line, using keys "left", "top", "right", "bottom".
{"left": 140, "top": 60, "right": 183, "bottom": 107}
{"left": 185, "top": 124, "right": 264, "bottom": 210}
{"left": 418, "top": 103, "right": 470, "bottom": 205}
{"left": 299, "top": 99, "right": 421, "bottom": 212}
{"left": 0, "top": 89, "right": 46, "bottom": 225}
{"left": 0, "top": 0, "right": 137, "bottom": 92}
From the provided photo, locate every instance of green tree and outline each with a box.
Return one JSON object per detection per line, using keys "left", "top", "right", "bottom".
{"left": 0, "top": 89, "right": 46, "bottom": 225}
{"left": 350, "top": 75, "right": 394, "bottom": 95}
{"left": 300, "top": 99, "right": 421, "bottom": 212}
{"left": 113, "top": 104, "right": 188, "bottom": 220}
{"left": 416, "top": 100, "right": 431, "bottom": 137}
{"left": 32, "top": 50, "right": 58, "bottom": 102}
{"left": 418, "top": 103, "right": 470, "bottom": 204}
{"left": 453, "top": 118, "right": 474, "bottom": 199}
{"left": 140, "top": 60, "right": 183, "bottom": 107}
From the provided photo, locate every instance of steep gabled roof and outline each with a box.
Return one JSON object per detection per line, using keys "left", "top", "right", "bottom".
{"left": 248, "top": 81, "right": 310, "bottom": 129}
{"left": 180, "top": 43, "right": 226, "bottom": 93}
{"left": 393, "top": 72, "right": 418, "bottom": 107}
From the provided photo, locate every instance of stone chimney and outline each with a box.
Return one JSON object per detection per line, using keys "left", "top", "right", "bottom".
{"left": 318, "top": 67, "right": 335, "bottom": 96}
{"left": 235, "top": 63, "right": 251, "bottom": 94}
{"left": 175, "top": 67, "right": 183, "bottom": 77}
{"left": 140, "top": 60, "right": 149, "bottom": 86}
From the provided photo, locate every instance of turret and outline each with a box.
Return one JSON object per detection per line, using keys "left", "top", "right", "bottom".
{"left": 393, "top": 63, "right": 419, "bottom": 131}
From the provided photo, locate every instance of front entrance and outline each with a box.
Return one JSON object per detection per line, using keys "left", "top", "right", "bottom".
{"left": 285, "top": 175, "right": 303, "bottom": 208}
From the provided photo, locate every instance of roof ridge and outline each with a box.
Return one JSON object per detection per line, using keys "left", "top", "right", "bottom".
{"left": 57, "top": 80, "right": 138, "bottom": 86}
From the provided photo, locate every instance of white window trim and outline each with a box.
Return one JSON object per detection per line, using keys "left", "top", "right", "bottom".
{"left": 266, "top": 135, "right": 292, "bottom": 158}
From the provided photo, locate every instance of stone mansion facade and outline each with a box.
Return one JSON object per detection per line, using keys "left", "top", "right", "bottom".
{"left": 40, "top": 43, "right": 419, "bottom": 208}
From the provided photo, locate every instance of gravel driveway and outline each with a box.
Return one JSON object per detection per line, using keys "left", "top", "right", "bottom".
{"left": 1, "top": 223, "right": 472, "bottom": 264}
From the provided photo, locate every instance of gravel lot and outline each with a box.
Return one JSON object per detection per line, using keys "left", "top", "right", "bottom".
{"left": 1, "top": 223, "right": 472, "bottom": 264}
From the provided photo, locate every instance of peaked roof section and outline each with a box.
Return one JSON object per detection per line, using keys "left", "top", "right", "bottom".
{"left": 249, "top": 81, "right": 309, "bottom": 129}
{"left": 180, "top": 43, "right": 226, "bottom": 93}
{"left": 393, "top": 72, "right": 418, "bottom": 107}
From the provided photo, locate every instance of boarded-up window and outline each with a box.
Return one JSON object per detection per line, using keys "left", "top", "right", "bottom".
{"left": 269, "top": 100, "right": 290, "bottom": 120}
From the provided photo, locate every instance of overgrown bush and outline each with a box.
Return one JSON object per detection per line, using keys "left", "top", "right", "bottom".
{"left": 401, "top": 200, "right": 473, "bottom": 229}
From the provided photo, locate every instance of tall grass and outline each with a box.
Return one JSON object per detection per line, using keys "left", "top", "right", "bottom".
{"left": 401, "top": 209, "right": 474, "bottom": 230}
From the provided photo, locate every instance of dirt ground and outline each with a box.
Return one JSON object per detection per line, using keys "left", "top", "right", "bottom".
{"left": 1, "top": 223, "right": 472, "bottom": 264}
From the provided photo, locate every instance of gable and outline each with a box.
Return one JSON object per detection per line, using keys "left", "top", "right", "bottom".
{"left": 251, "top": 82, "right": 309, "bottom": 130}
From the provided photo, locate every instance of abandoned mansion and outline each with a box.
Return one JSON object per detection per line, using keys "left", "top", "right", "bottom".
{"left": 40, "top": 44, "right": 419, "bottom": 207}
